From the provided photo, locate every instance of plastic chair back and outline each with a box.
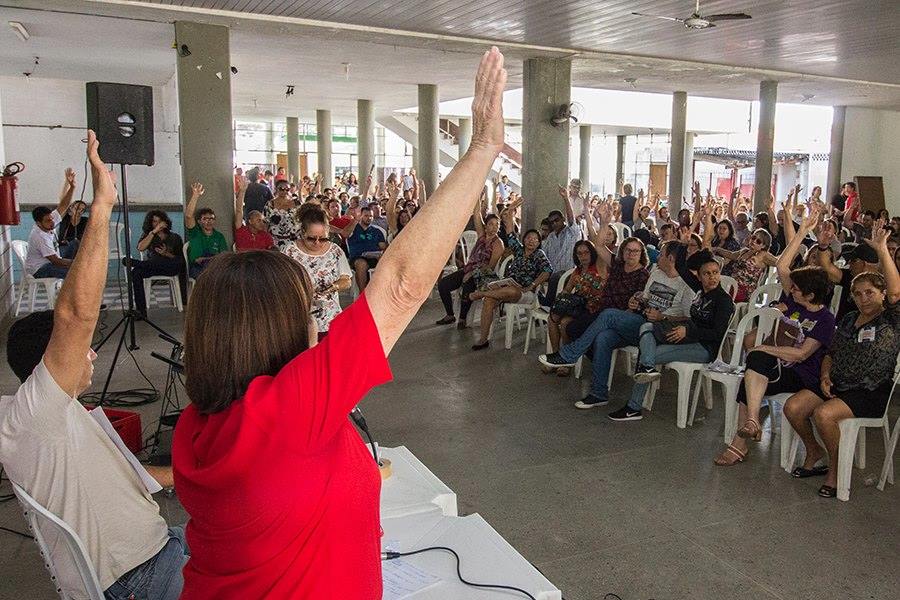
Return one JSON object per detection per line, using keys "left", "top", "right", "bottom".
{"left": 496, "top": 254, "right": 512, "bottom": 277}
{"left": 460, "top": 230, "right": 479, "bottom": 265}
{"left": 11, "top": 482, "right": 105, "bottom": 600}
{"left": 747, "top": 283, "right": 783, "bottom": 308}
{"left": 829, "top": 284, "right": 843, "bottom": 316}
{"left": 11, "top": 240, "right": 29, "bottom": 276}
{"left": 725, "top": 307, "right": 780, "bottom": 368}
{"left": 719, "top": 275, "right": 739, "bottom": 299}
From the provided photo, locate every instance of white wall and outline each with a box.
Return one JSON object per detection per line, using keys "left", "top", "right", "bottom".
{"left": 0, "top": 75, "right": 182, "bottom": 206}
{"left": 841, "top": 107, "right": 900, "bottom": 215}
{"left": 0, "top": 90, "right": 14, "bottom": 322}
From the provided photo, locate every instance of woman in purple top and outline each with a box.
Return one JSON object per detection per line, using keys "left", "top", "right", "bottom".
{"left": 715, "top": 207, "right": 835, "bottom": 466}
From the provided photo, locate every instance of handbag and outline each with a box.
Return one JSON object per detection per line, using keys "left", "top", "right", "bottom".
{"left": 550, "top": 293, "right": 586, "bottom": 318}
{"left": 762, "top": 315, "right": 806, "bottom": 367}
{"left": 652, "top": 320, "right": 680, "bottom": 344}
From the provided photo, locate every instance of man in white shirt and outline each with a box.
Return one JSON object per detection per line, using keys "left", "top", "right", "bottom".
{"left": 0, "top": 132, "right": 187, "bottom": 600}
{"left": 25, "top": 169, "right": 77, "bottom": 279}
{"left": 541, "top": 179, "right": 584, "bottom": 306}
{"left": 540, "top": 240, "right": 693, "bottom": 408}
{"left": 495, "top": 174, "right": 511, "bottom": 203}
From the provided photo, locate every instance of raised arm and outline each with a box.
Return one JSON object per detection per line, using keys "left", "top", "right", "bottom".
{"left": 56, "top": 168, "right": 76, "bottom": 215}
{"left": 632, "top": 188, "right": 644, "bottom": 224}
{"left": 701, "top": 201, "right": 715, "bottom": 248}
{"left": 563, "top": 184, "right": 577, "bottom": 225}
{"left": 782, "top": 190, "right": 797, "bottom": 246}
{"left": 365, "top": 49, "right": 507, "bottom": 354}
{"left": 184, "top": 182, "right": 203, "bottom": 230}
{"left": 766, "top": 194, "right": 779, "bottom": 237}
{"left": 418, "top": 179, "right": 427, "bottom": 203}
{"left": 866, "top": 221, "right": 900, "bottom": 304}
{"left": 777, "top": 205, "right": 820, "bottom": 295}
{"left": 386, "top": 180, "right": 401, "bottom": 235}
{"left": 234, "top": 176, "right": 248, "bottom": 231}
{"left": 44, "top": 132, "right": 116, "bottom": 395}
{"left": 472, "top": 189, "right": 486, "bottom": 238}
{"left": 726, "top": 187, "right": 738, "bottom": 222}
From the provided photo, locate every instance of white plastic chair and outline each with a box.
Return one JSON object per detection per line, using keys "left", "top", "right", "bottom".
{"left": 139, "top": 251, "right": 183, "bottom": 312}
{"left": 733, "top": 282, "right": 783, "bottom": 325}
{"left": 610, "top": 222, "right": 632, "bottom": 244}
{"left": 719, "top": 275, "right": 739, "bottom": 299}
{"left": 691, "top": 307, "right": 781, "bottom": 441}
{"left": 829, "top": 284, "right": 842, "bottom": 316}
{"left": 11, "top": 240, "right": 62, "bottom": 316}
{"left": 781, "top": 353, "right": 899, "bottom": 501}
{"left": 878, "top": 413, "right": 899, "bottom": 492}
{"left": 523, "top": 268, "right": 573, "bottom": 354}
{"left": 107, "top": 222, "right": 125, "bottom": 263}
{"left": 182, "top": 242, "right": 195, "bottom": 298}
{"left": 460, "top": 230, "right": 478, "bottom": 265}
{"left": 11, "top": 482, "right": 105, "bottom": 600}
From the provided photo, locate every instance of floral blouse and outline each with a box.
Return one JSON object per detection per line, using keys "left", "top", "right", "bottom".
{"left": 504, "top": 236, "right": 552, "bottom": 287}
{"left": 569, "top": 265, "right": 607, "bottom": 314}
{"left": 724, "top": 251, "right": 766, "bottom": 302}
{"left": 264, "top": 201, "right": 302, "bottom": 250}
{"left": 281, "top": 242, "right": 352, "bottom": 332}
{"left": 829, "top": 301, "right": 900, "bottom": 392}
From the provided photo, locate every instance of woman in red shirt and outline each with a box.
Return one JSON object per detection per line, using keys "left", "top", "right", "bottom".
{"left": 172, "top": 48, "right": 509, "bottom": 599}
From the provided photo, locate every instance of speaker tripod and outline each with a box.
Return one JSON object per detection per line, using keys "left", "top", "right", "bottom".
{"left": 92, "top": 164, "right": 178, "bottom": 406}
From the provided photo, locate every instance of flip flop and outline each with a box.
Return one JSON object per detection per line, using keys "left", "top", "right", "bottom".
{"left": 791, "top": 465, "right": 829, "bottom": 478}
{"left": 818, "top": 485, "right": 837, "bottom": 498}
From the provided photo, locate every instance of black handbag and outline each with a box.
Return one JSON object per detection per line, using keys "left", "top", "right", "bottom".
{"left": 551, "top": 293, "right": 586, "bottom": 318}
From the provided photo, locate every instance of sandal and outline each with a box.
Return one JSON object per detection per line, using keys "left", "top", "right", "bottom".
{"left": 714, "top": 444, "right": 748, "bottom": 466}
{"left": 435, "top": 315, "right": 455, "bottom": 325}
{"left": 737, "top": 418, "right": 762, "bottom": 442}
{"left": 817, "top": 484, "right": 837, "bottom": 498}
{"left": 791, "top": 465, "right": 829, "bottom": 478}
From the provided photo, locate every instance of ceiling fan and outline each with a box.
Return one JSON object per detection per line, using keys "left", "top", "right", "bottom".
{"left": 632, "top": 0, "right": 751, "bottom": 30}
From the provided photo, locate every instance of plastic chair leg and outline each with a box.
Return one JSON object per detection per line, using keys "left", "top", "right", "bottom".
{"left": 688, "top": 375, "right": 704, "bottom": 426}
{"left": 144, "top": 281, "right": 152, "bottom": 308}
{"left": 523, "top": 317, "right": 533, "bottom": 355}
{"left": 723, "top": 391, "right": 740, "bottom": 444}
{"left": 505, "top": 309, "right": 515, "bottom": 350}
{"left": 14, "top": 283, "right": 26, "bottom": 317}
{"left": 703, "top": 377, "right": 714, "bottom": 410}
{"left": 574, "top": 357, "right": 583, "bottom": 379}
{"left": 28, "top": 285, "right": 37, "bottom": 313}
{"left": 837, "top": 421, "right": 861, "bottom": 501}
{"left": 675, "top": 371, "right": 693, "bottom": 429}
{"left": 878, "top": 418, "right": 899, "bottom": 491}
{"left": 606, "top": 349, "right": 619, "bottom": 390}
{"left": 643, "top": 380, "right": 659, "bottom": 411}
{"left": 855, "top": 427, "right": 866, "bottom": 470}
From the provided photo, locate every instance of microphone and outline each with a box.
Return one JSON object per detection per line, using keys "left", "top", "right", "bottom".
{"left": 350, "top": 406, "right": 380, "bottom": 466}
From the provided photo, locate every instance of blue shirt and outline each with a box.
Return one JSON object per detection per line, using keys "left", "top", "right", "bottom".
{"left": 347, "top": 224, "right": 386, "bottom": 260}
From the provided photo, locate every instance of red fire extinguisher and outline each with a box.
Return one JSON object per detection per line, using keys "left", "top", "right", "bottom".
{"left": 0, "top": 162, "right": 25, "bottom": 226}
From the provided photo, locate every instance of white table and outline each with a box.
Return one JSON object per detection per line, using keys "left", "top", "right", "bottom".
{"left": 381, "top": 509, "right": 561, "bottom": 600}
{"left": 379, "top": 446, "right": 457, "bottom": 518}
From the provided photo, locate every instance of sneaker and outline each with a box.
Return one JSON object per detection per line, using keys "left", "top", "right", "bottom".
{"left": 539, "top": 352, "right": 576, "bottom": 368}
{"left": 608, "top": 406, "right": 643, "bottom": 421}
{"left": 633, "top": 365, "right": 661, "bottom": 384}
{"left": 574, "top": 395, "right": 608, "bottom": 409}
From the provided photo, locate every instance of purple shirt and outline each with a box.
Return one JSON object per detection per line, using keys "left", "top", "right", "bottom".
{"left": 781, "top": 296, "right": 835, "bottom": 388}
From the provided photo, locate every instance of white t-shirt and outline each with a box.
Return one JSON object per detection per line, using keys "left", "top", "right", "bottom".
{"left": 25, "top": 209, "right": 62, "bottom": 275}
{"left": 643, "top": 269, "right": 693, "bottom": 318}
{"left": 496, "top": 182, "right": 511, "bottom": 201}
{"left": 0, "top": 361, "right": 170, "bottom": 595}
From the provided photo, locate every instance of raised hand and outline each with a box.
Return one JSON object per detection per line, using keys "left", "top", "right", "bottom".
{"left": 691, "top": 181, "right": 701, "bottom": 200}
{"left": 864, "top": 219, "right": 890, "bottom": 250}
{"left": 64, "top": 167, "right": 76, "bottom": 188}
{"left": 86, "top": 130, "right": 116, "bottom": 207}
{"left": 238, "top": 175, "right": 249, "bottom": 192}
{"left": 191, "top": 182, "right": 205, "bottom": 198}
{"left": 800, "top": 205, "right": 820, "bottom": 232}
{"left": 469, "top": 47, "right": 507, "bottom": 155}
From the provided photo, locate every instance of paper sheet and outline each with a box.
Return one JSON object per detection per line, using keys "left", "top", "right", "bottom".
{"left": 382, "top": 558, "right": 440, "bottom": 600}
{"left": 89, "top": 407, "right": 162, "bottom": 494}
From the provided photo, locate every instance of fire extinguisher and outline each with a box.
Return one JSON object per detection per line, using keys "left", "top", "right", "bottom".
{"left": 0, "top": 162, "right": 25, "bottom": 226}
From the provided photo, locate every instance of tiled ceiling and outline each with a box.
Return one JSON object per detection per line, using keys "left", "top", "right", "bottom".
{"left": 139, "top": 0, "right": 900, "bottom": 85}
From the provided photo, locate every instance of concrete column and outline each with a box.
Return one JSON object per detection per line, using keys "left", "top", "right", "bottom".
{"left": 579, "top": 125, "right": 592, "bottom": 190}
{"left": 316, "top": 109, "right": 333, "bottom": 183}
{"left": 668, "top": 91, "right": 688, "bottom": 216}
{"left": 357, "top": 99, "right": 374, "bottom": 176}
{"left": 286, "top": 116, "right": 299, "bottom": 183}
{"left": 175, "top": 21, "right": 234, "bottom": 244}
{"left": 457, "top": 117, "right": 472, "bottom": 159}
{"left": 615, "top": 135, "right": 626, "bottom": 196}
{"left": 826, "top": 105, "right": 846, "bottom": 202}
{"left": 683, "top": 132, "right": 695, "bottom": 203}
{"left": 522, "top": 57, "right": 571, "bottom": 228}
{"left": 753, "top": 80, "right": 778, "bottom": 214}
{"left": 417, "top": 84, "right": 440, "bottom": 199}
{"left": 411, "top": 146, "right": 418, "bottom": 172}
{"left": 265, "top": 125, "right": 275, "bottom": 166}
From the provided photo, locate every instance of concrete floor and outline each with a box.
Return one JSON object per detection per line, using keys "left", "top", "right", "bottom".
{"left": 1, "top": 296, "right": 897, "bottom": 600}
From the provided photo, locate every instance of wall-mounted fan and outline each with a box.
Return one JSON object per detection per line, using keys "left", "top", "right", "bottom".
{"left": 632, "top": 0, "right": 751, "bottom": 30}
{"left": 551, "top": 101, "right": 584, "bottom": 127}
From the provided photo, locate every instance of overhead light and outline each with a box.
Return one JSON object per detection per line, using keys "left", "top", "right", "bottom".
{"left": 9, "top": 21, "right": 29, "bottom": 42}
{"left": 800, "top": 93, "right": 816, "bottom": 103}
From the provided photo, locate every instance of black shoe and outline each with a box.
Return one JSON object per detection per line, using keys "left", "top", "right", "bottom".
{"left": 457, "top": 320, "right": 468, "bottom": 330}
{"left": 633, "top": 365, "right": 661, "bottom": 384}
{"left": 608, "top": 406, "right": 643, "bottom": 421}
{"left": 471, "top": 341, "right": 490, "bottom": 351}
{"left": 435, "top": 315, "right": 455, "bottom": 325}
{"left": 539, "top": 352, "right": 576, "bottom": 368}
{"left": 574, "top": 395, "right": 608, "bottom": 409}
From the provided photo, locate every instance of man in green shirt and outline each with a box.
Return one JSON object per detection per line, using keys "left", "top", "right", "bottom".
{"left": 185, "top": 182, "right": 228, "bottom": 279}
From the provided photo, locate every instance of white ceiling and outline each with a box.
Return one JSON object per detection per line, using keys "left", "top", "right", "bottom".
{"left": 1, "top": 0, "right": 899, "bottom": 122}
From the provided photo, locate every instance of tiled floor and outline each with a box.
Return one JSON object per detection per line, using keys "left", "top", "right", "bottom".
{"left": 1, "top": 293, "right": 897, "bottom": 600}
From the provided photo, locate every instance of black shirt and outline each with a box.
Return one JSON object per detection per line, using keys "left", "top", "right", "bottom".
{"left": 683, "top": 285, "right": 735, "bottom": 357}
{"left": 244, "top": 182, "right": 273, "bottom": 217}
{"left": 57, "top": 216, "right": 88, "bottom": 246}
{"left": 142, "top": 231, "right": 184, "bottom": 265}
{"left": 619, "top": 195, "right": 638, "bottom": 226}
{"left": 830, "top": 193, "right": 847, "bottom": 213}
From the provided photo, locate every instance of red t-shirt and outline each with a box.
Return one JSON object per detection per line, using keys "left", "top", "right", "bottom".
{"left": 234, "top": 225, "right": 274, "bottom": 250}
{"left": 172, "top": 294, "right": 392, "bottom": 599}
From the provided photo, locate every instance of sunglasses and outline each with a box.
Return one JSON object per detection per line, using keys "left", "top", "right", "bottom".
{"left": 276, "top": 187, "right": 290, "bottom": 192}
{"left": 304, "top": 236, "right": 329, "bottom": 243}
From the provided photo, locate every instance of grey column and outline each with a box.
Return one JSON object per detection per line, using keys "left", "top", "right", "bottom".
{"left": 417, "top": 84, "right": 439, "bottom": 198}
{"left": 357, "top": 99, "right": 374, "bottom": 176}
{"left": 683, "top": 132, "right": 695, "bottom": 204}
{"left": 579, "top": 125, "right": 592, "bottom": 190}
{"left": 457, "top": 117, "right": 472, "bottom": 159}
{"left": 615, "top": 135, "right": 626, "bottom": 196}
{"left": 286, "top": 116, "right": 299, "bottom": 182}
{"left": 411, "top": 146, "right": 418, "bottom": 172}
{"left": 753, "top": 80, "right": 778, "bottom": 214}
{"left": 826, "top": 105, "right": 846, "bottom": 202}
{"left": 522, "top": 57, "right": 571, "bottom": 228}
{"left": 316, "top": 109, "right": 333, "bottom": 184}
{"left": 175, "top": 21, "right": 234, "bottom": 244}
{"left": 668, "top": 91, "right": 688, "bottom": 216}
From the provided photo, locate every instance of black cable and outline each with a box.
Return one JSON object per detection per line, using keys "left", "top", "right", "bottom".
{"left": 382, "top": 547, "right": 537, "bottom": 600}
{"left": 0, "top": 526, "right": 33, "bottom": 540}
{"left": 349, "top": 408, "right": 380, "bottom": 465}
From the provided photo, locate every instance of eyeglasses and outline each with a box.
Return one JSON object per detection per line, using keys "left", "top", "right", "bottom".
{"left": 624, "top": 247, "right": 642, "bottom": 254}
{"left": 304, "top": 236, "right": 329, "bottom": 243}
{"left": 276, "top": 187, "right": 290, "bottom": 192}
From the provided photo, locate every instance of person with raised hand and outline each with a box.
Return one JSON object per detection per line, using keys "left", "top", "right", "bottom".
{"left": 172, "top": 47, "right": 508, "bottom": 599}
{"left": 1, "top": 131, "right": 188, "bottom": 600}
{"left": 25, "top": 167, "right": 77, "bottom": 279}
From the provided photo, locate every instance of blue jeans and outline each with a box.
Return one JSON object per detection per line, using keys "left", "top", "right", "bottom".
{"left": 627, "top": 323, "right": 711, "bottom": 410}
{"left": 33, "top": 263, "right": 69, "bottom": 279}
{"left": 559, "top": 308, "right": 646, "bottom": 400}
{"left": 104, "top": 526, "right": 190, "bottom": 600}
{"left": 59, "top": 239, "right": 80, "bottom": 259}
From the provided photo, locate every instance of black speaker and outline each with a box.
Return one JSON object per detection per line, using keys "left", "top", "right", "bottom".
{"left": 86, "top": 82, "right": 155, "bottom": 166}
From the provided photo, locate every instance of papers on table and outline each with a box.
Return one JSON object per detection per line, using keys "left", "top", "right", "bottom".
{"left": 382, "top": 558, "right": 440, "bottom": 600}
{"left": 89, "top": 407, "right": 162, "bottom": 494}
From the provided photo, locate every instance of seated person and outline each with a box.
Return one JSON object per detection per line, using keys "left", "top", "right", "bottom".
{"left": 540, "top": 239, "right": 695, "bottom": 407}
{"left": 716, "top": 229, "right": 776, "bottom": 302}
{"left": 233, "top": 177, "right": 275, "bottom": 251}
{"left": 25, "top": 168, "right": 77, "bottom": 279}
{"left": 782, "top": 225, "right": 899, "bottom": 497}
{"left": 131, "top": 210, "right": 186, "bottom": 315}
{"left": 715, "top": 207, "right": 835, "bottom": 466}
{"left": 184, "top": 182, "right": 228, "bottom": 279}
{"left": 343, "top": 206, "right": 387, "bottom": 292}
{"left": 469, "top": 205, "right": 552, "bottom": 350}
{"left": 57, "top": 200, "right": 88, "bottom": 259}
{"left": 0, "top": 134, "right": 187, "bottom": 600}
